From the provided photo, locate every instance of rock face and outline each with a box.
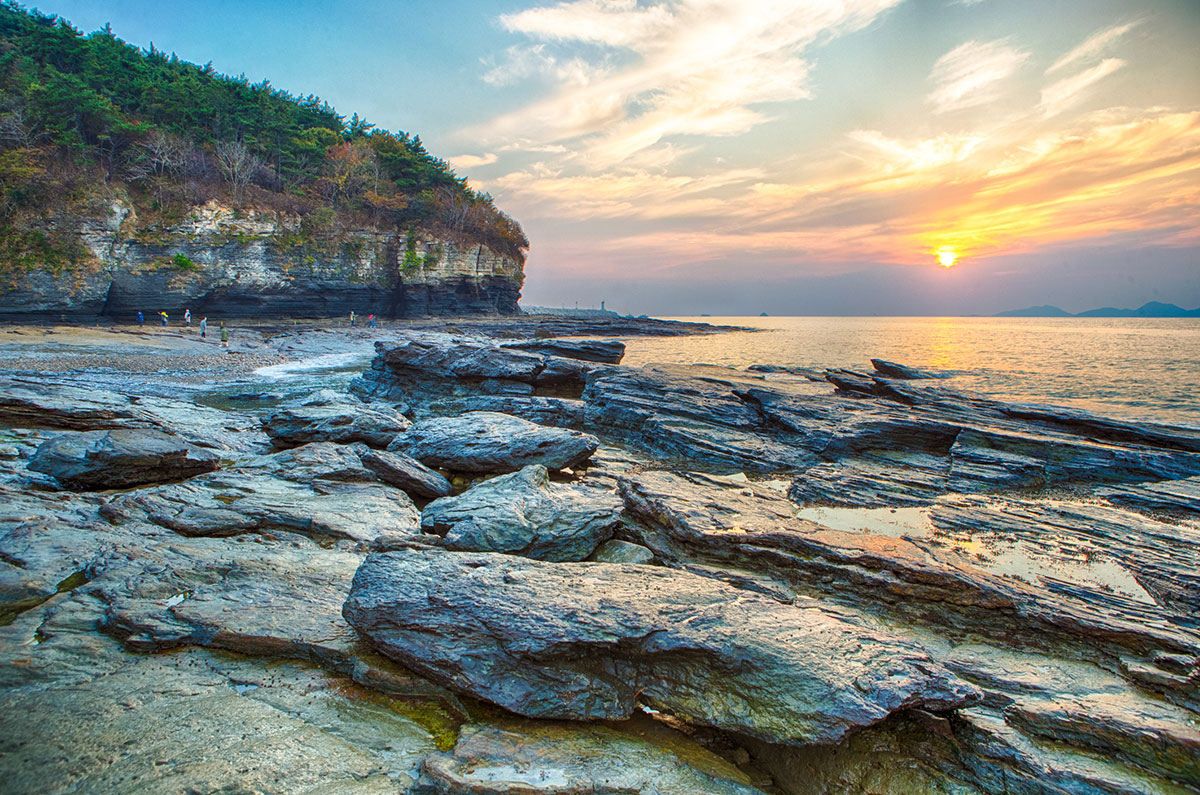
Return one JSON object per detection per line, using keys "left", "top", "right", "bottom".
{"left": 343, "top": 549, "right": 981, "bottom": 746}
{"left": 27, "top": 429, "right": 219, "bottom": 490}
{"left": 261, "top": 389, "right": 411, "bottom": 448}
{"left": 0, "top": 200, "right": 524, "bottom": 321}
{"left": 421, "top": 465, "right": 621, "bottom": 561}
{"left": 390, "top": 411, "right": 599, "bottom": 473}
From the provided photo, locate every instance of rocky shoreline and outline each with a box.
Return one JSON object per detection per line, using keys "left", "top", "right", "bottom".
{"left": 0, "top": 319, "right": 1197, "bottom": 794}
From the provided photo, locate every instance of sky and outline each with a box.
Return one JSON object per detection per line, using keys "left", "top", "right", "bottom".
{"left": 40, "top": 0, "right": 1200, "bottom": 315}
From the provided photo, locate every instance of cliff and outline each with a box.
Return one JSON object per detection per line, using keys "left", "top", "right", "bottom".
{"left": 0, "top": 200, "right": 524, "bottom": 321}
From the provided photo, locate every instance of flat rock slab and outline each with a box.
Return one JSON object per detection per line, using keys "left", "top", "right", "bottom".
{"left": 421, "top": 464, "right": 621, "bottom": 561}
{"left": 390, "top": 411, "right": 599, "bottom": 473}
{"left": 344, "top": 549, "right": 980, "bottom": 746}
{"left": 413, "top": 720, "right": 762, "bottom": 795}
{"left": 0, "top": 377, "right": 268, "bottom": 453}
{"left": 1098, "top": 476, "right": 1200, "bottom": 519}
{"left": 1005, "top": 693, "right": 1200, "bottom": 787}
{"left": 27, "top": 429, "right": 219, "bottom": 490}
{"left": 262, "top": 389, "right": 411, "bottom": 448}
{"left": 101, "top": 469, "right": 421, "bottom": 546}
{"left": 501, "top": 337, "right": 626, "bottom": 364}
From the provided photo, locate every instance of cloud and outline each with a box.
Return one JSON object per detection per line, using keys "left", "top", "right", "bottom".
{"left": 522, "top": 111, "right": 1200, "bottom": 276}
{"left": 926, "top": 39, "right": 1029, "bottom": 114}
{"left": 489, "top": 166, "right": 762, "bottom": 220}
{"left": 475, "top": 0, "right": 902, "bottom": 167}
{"left": 1047, "top": 20, "right": 1140, "bottom": 75}
{"left": 499, "top": 0, "right": 675, "bottom": 48}
{"left": 1040, "top": 58, "right": 1125, "bottom": 116}
{"left": 448, "top": 152, "right": 498, "bottom": 169}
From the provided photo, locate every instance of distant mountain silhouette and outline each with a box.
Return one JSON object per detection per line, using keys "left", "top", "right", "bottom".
{"left": 996, "top": 301, "right": 1200, "bottom": 318}
{"left": 995, "top": 305, "right": 1073, "bottom": 317}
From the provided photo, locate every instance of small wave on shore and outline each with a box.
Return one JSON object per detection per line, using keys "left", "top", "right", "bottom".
{"left": 253, "top": 351, "right": 372, "bottom": 380}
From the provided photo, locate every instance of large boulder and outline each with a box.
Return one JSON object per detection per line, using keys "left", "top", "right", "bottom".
{"left": 390, "top": 411, "right": 598, "bottom": 473}
{"left": 343, "top": 549, "right": 981, "bottom": 747}
{"left": 27, "top": 429, "right": 219, "bottom": 491}
{"left": 421, "top": 465, "right": 620, "bottom": 561}
{"left": 261, "top": 389, "right": 410, "bottom": 448}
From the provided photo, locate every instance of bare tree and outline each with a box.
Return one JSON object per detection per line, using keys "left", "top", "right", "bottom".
{"left": 215, "top": 140, "right": 264, "bottom": 205}
{"left": 128, "top": 130, "right": 185, "bottom": 180}
{"left": 0, "top": 106, "right": 36, "bottom": 147}
{"left": 126, "top": 131, "right": 186, "bottom": 205}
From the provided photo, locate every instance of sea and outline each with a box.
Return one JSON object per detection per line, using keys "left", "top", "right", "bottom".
{"left": 619, "top": 316, "right": 1200, "bottom": 428}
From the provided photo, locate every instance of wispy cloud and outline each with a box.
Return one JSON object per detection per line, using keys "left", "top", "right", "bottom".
{"left": 523, "top": 112, "right": 1200, "bottom": 275}
{"left": 1047, "top": 20, "right": 1140, "bottom": 75}
{"left": 474, "top": 0, "right": 902, "bottom": 167}
{"left": 490, "top": 167, "right": 762, "bottom": 220}
{"left": 448, "top": 152, "right": 498, "bottom": 169}
{"left": 1040, "top": 58, "right": 1125, "bottom": 116}
{"left": 926, "top": 39, "right": 1029, "bottom": 114}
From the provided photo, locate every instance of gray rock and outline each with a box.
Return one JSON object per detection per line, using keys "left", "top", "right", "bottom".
{"left": 261, "top": 389, "right": 410, "bottom": 448}
{"left": 623, "top": 471, "right": 1200, "bottom": 675}
{"left": 27, "top": 429, "right": 220, "bottom": 491}
{"left": 390, "top": 411, "right": 599, "bottom": 473}
{"left": 425, "top": 395, "right": 587, "bottom": 429}
{"left": 870, "top": 359, "right": 943, "bottom": 379}
{"left": 101, "top": 469, "right": 421, "bottom": 547}
{"left": 501, "top": 337, "right": 626, "bottom": 364}
{"left": 359, "top": 447, "right": 453, "bottom": 500}
{"left": 413, "top": 719, "right": 763, "bottom": 795}
{"left": 264, "top": 441, "right": 377, "bottom": 483}
{"left": 1004, "top": 693, "right": 1200, "bottom": 787}
{"left": 1098, "top": 476, "right": 1200, "bottom": 519}
{"left": 0, "top": 377, "right": 268, "bottom": 453}
{"left": 349, "top": 331, "right": 608, "bottom": 405}
{"left": 591, "top": 539, "right": 654, "bottom": 564}
{"left": 343, "top": 549, "right": 981, "bottom": 746}
{"left": 421, "top": 465, "right": 620, "bottom": 561}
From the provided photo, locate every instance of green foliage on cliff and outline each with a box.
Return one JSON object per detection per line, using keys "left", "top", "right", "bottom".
{"left": 0, "top": 2, "right": 528, "bottom": 281}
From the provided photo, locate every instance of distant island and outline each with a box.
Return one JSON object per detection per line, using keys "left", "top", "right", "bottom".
{"left": 996, "top": 301, "right": 1200, "bottom": 318}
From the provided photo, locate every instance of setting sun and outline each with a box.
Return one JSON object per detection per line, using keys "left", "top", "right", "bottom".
{"left": 937, "top": 248, "right": 959, "bottom": 268}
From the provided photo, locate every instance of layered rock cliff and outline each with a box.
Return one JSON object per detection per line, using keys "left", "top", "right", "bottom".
{"left": 0, "top": 200, "right": 524, "bottom": 321}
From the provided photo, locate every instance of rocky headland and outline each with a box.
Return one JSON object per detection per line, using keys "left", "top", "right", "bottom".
{"left": 1, "top": 200, "right": 526, "bottom": 322}
{"left": 1, "top": 319, "right": 1198, "bottom": 794}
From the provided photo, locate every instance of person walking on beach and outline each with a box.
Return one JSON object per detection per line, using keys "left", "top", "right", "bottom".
{"left": 220, "top": 322, "right": 229, "bottom": 348}
{"left": 368, "top": 313, "right": 376, "bottom": 329}
{"left": 136, "top": 311, "right": 143, "bottom": 327}
{"left": 159, "top": 311, "right": 168, "bottom": 327}
{"left": 199, "top": 317, "right": 207, "bottom": 338}
{"left": 184, "top": 309, "right": 191, "bottom": 327}
{"left": 350, "top": 310, "right": 356, "bottom": 327}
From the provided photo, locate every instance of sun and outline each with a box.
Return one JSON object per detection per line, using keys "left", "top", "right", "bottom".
{"left": 936, "top": 247, "right": 959, "bottom": 268}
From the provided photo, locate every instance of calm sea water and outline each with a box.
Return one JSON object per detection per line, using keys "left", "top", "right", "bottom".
{"left": 620, "top": 317, "right": 1200, "bottom": 427}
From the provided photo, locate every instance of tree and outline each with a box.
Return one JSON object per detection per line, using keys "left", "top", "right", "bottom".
{"left": 215, "top": 139, "right": 262, "bottom": 204}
